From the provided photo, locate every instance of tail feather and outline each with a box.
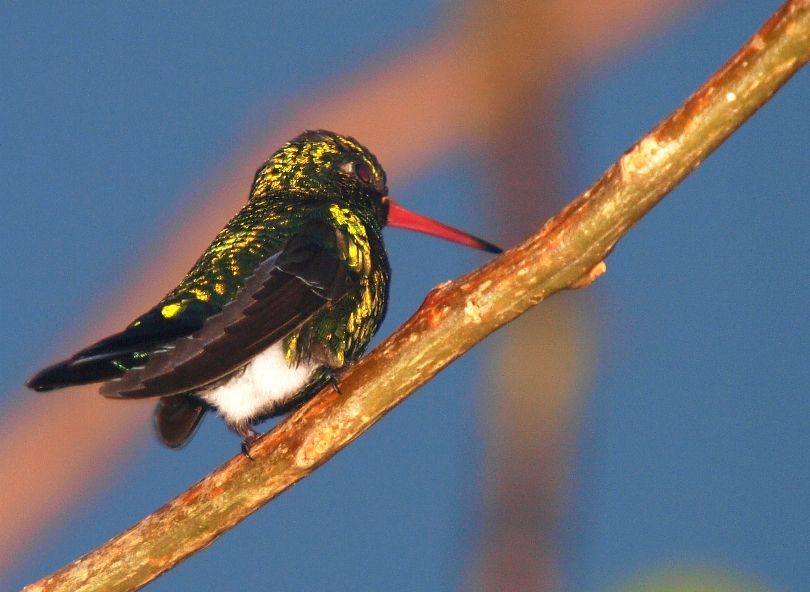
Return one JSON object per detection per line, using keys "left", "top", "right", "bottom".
{"left": 26, "top": 357, "right": 125, "bottom": 391}
{"left": 26, "top": 303, "right": 215, "bottom": 393}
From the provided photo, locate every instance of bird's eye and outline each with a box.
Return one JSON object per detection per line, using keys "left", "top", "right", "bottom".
{"left": 354, "top": 162, "right": 373, "bottom": 184}
{"left": 339, "top": 160, "right": 374, "bottom": 185}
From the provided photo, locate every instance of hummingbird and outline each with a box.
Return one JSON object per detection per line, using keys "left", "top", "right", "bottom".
{"left": 27, "top": 130, "right": 501, "bottom": 452}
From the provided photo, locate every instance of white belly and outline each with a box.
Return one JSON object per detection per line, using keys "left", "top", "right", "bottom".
{"left": 200, "top": 342, "right": 319, "bottom": 425}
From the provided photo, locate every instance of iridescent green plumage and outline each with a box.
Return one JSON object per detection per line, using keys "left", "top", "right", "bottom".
{"left": 151, "top": 132, "right": 391, "bottom": 369}
{"left": 29, "top": 131, "right": 392, "bottom": 445}
{"left": 27, "top": 130, "right": 500, "bottom": 450}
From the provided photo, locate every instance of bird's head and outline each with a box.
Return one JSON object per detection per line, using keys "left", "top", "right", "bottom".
{"left": 251, "top": 130, "right": 502, "bottom": 254}
{"left": 250, "top": 130, "right": 386, "bottom": 206}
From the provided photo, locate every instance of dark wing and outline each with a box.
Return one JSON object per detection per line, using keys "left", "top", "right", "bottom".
{"left": 99, "top": 222, "right": 354, "bottom": 399}
{"left": 26, "top": 299, "right": 217, "bottom": 392}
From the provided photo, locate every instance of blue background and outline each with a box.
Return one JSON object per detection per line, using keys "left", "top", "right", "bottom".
{"left": 2, "top": 2, "right": 807, "bottom": 590}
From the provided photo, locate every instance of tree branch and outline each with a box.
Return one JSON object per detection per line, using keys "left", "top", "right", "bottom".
{"left": 25, "top": 2, "right": 810, "bottom": 590}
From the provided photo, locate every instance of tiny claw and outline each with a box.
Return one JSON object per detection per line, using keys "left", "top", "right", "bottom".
{"left": 240, "top": 432, "right": 260, "bottom": 460}
{"left": 570, "top": 261, "right": 607, "bottom": 289}
{"left": 233, "top": 423, "right": 260, "bottom": 460}
{"left": 326, "top": 370, "right": 343, "bottom": 396}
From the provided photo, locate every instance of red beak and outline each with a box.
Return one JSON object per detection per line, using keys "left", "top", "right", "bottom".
{"left": 383, "top": 197, "right": 502, "bottom": 254}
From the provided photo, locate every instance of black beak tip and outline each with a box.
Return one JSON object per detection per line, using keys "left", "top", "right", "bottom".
{"left": 483, "top": 241, "right": 503, "bottom": 255}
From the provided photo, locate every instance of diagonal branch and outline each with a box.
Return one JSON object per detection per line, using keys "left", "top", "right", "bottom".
{"left": 25, "top": 2, "right": 810, "bottom": 591}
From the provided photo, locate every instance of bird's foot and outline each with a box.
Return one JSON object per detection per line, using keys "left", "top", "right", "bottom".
{"left": 233, "top": 423, "right": 260, "bottom": 460}
{"left": 325, "top": 368, "right": 347, "bottom": 396}
{"left": 241, "top": 439, "right": 256, "bottom": 460}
